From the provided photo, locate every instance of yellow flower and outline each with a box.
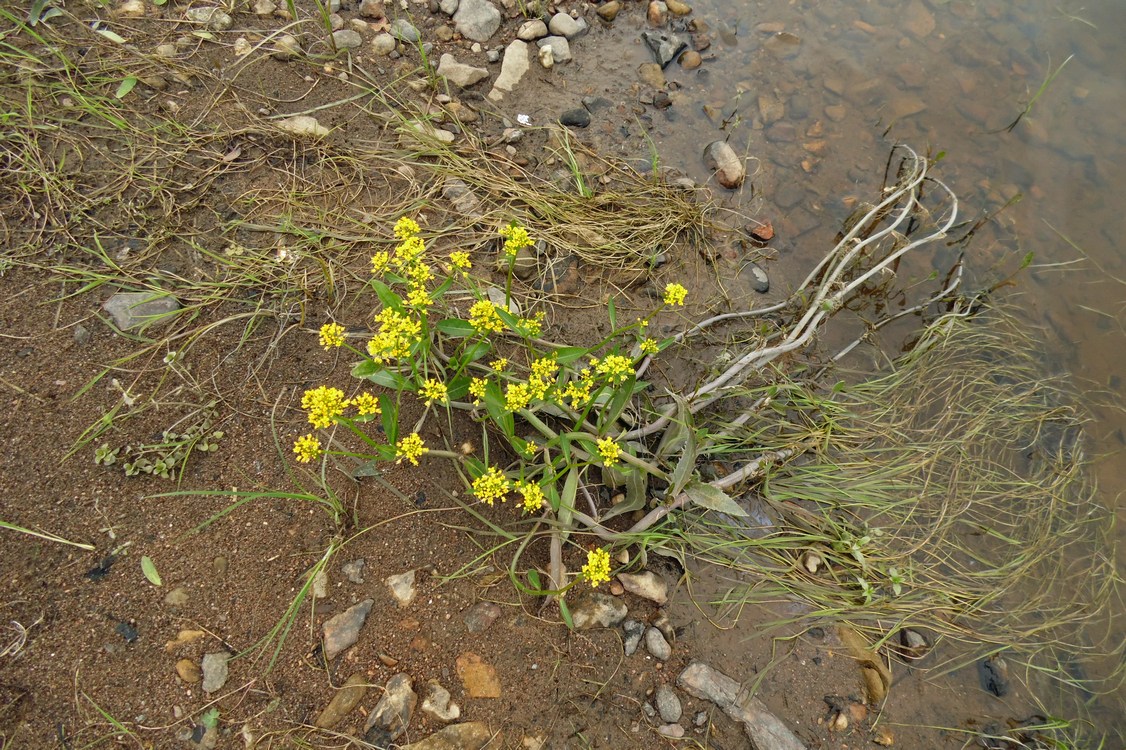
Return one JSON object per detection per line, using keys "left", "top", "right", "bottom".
{"left": 395, "top": 433, "right": 428, "bottom": 466}
{"left": 581, "top": 548, "right": 612, "bottom": 588}
{"left": 472, "top": 466, "right": 510, "bottom": 505}
{"left": 639, "top": 338, "right": 660, "bottom": 356}
{"left": 418, "top": 378, "right": 448, "bottom": 407}
{"left": 596, "top": 436, "right": 621, "bottom": 467}
{"left": 352, "top": 392, "right": 381, "bottom": 416}
{"left": 367, "top": 308, "right": 423, "bottom": 364}
{"left": 393, "top": 236, "right": 426, "bottom": 270}
{"left": 318, "top": 322, "right": 346, "bottom": 349}
{"left": 302, "top": 386, "right": 350, "bottom": 429}
{"left": 371, "top": 251, "right": 390, "bottom": 276}
{"left": 528, "top": 356, "right": 558, "bottom": 401}
{"left": 519, "top": 311, "right": 545, "bottom": 338}
{"left": 449, "top": 251, "right": 471, "bottom": 271}
{"left": 468, "top": 377, "right": 487, "bottom": 406}
{"left": 515, "top": 480, "right": 545, "bottom": 514}
{"left": 406, "top": 284, "right": 432, "bottom": 310}
{"left": 504, "top": 382, "right": 531, "bottom": 412}
{"left": 499, "top": 222, "right": 533, "bottom": 258}
{"left": 293, "top": 433, "right": 323, "bottom": 463}
{"left": 663, "top": 282, "right": 688, "bottom": 306}
{"left": 562, "top": 369, "right": 594, "bottom": 408}
{"left": 393, "top": 216, "right": 421, "bottom": 241}
{"left": 595, "top": 354, "right": 634, "bottom": 385}
{"left": 489, "top": 357, "right": 508, "bottom": 372}
{"left": 469, "top": 300, "right": 504, "bottom": 334}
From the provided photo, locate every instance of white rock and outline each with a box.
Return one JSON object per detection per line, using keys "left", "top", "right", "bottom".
{"left": 233, "top": 37, "right": 252, "bottom": 56}
{"left": 436, "top": 54, "right": 490, "bottom": 87}
{"left": 548, "top": 12, "right": 587, "bottom": 39}
{"left": 117, "top": 0, "right": 145, "bottom": 18}
{"left": 332, "top": 29, "right": 363, "bottom": 49}
{"left": 371, "top": 33, "right": 397, "bottom": 56}
{"left": 703, "top": 141, "right": 745, "bottom": 189}
{"left": 385, "top": 569, "right": 417, "bottom": 606}
{"left": 538, "top": 45, "right": 553, "bottom": 69}
{"left": 421, "top": 680, "right": 460, "bottom": 722}
{"left": 487, "top": 40, "right": 530, "bottom": 102}
{"left": 272, "top": 34, "right": 302, "bottom": 60}
{"left": 516, "top": 18, "right": 548, "bottom": 41}
{"left": 536, "top": 35, "right": 570, "bottom": 63}
{"left": 617, "top": 571, "right": 668, "bottom": 605}
{"left": 453, "top": 0, "right": 501, "bottom": 42}
{"left": 276, "top": 115, "right": 330, "bottom": 138}
{"left": 185, "top": 7, "right": 233, "bottom": 30}
{"left": 253, "top": 0, "right": 276, "bottom": 15}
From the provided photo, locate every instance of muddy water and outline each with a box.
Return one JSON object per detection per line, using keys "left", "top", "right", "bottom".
{"left": 514, "top": 0, "right": 1126, "bottom": 741}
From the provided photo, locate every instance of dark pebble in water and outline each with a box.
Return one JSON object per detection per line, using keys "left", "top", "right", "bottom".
{"left": 115, "top": 622, "right": 139, "bottom": 643}
{"left": 742, "top": 262, "right": 770, "bottom": 293}
{"left": 559, "top": 108, "right": 591, "bottom": 128}
{"left": 85, "top": 554, "right": 118, "bottom": 581}
{"left": 979, "top": 654, "right": 1009, "bottom": 697}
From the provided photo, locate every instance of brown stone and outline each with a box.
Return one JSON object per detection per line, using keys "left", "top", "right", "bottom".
{"left": 455, "top": 652, "right": 501, "bottom": 698}
{"left": 175, "top": 659, "right": 201, "bottom": 683}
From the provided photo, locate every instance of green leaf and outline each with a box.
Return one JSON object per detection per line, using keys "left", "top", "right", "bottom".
{"left": 365, "top": 368, "right": 411, "bottom": 391}
{"left": 114, "top": 76, "right": 138, "bottom": 99}
{"left": 93, "top": 25, "right": 127, "bottom": 43}
{"left": 140, "top": 556, "right": 162, "bottom": 586}
{"left": 665, "top": 395, "right": 698, "bottom": 497}
{"left": 558, "top": 598, "right": 574, "bottom": 630}
{"left": 553, "top": 347, "right": 589, "bottom": 365}
{"left": 446, "top": 375, "right": 470, "bottom": 401}
{"left": 682, "top": 480, "right": 748, "bottom": 517}
{"left": 200, "top": 708, "right": 220, "bottom": 729}
{"left": 494, "top": 305, "right": 519, "bottom": 332}
{"left": 483, "top": 381, "right": 514, "bottom": 439}
{"left": 458, "top": 340, "right": 491, "bottom": 367}
{"left": 371, "top": 279, "right": 402, "bottom": 311}
{"left": 607, "top": 296, "right": 617, "bottom": 330}
{"left": 527, "top": 569, "right": 541, "bottom": 589}
{"left": 380, "top": 394, "right": 398, "bottom": 444}
{"left": 351, "top": 359, "right": 378, "bottom": 377}
{"left": 435, "top": 318, "right": 476, "bottom": 337}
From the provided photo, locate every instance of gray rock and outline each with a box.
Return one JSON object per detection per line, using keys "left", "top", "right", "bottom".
{"left": 511, "top": 247, "right": 537, "bottom": 280}
{"left": 559, "top": 108, "right": 590, "bottom": 128}
{"left": 364, "top": 673, "right": 417, "bottom": 738}
{"left": 342, "top": 558, "right": 366, "bottom": 584}
{"left": 399, "top": 722, "right": 491, "bottom": 749}
{"left": 486, "top": 48, "right": 500, "bottom": 63}
{"left": 453, "top": 0, "right": 501, "bottom": 42}
{"left": 185, "top": 7, "right": 232, "bottom": 30}
{"left": 252, "top": 0, "right": 276, "bottom": 15}
{"left": 439, "top": 0, "right": 459, "bottom": 14}
{"left": 315, "top": 673, "right": 369, "bottom": 729}
{"left": 200, "top": 651, "right": 231, "bottom": 693}
{"left": 442, "top": 178, "right": 483, "bottom": 217}
{"left": 487, "top": 40, "right": 530, "bottom": 101}
{"left": 386, "top": 570, "right": 416, "bottom": 607}
{"left": 155, "top": 43, "right": 178, "bottom": 58}
{"left": 703, "top": 141, "right": 745, "bottom": 189}
{"left": 641, "top": 30, "right": 686, "bottom": 68}
{"left": 571, "top": 593, "right": 628, "bottom": 630}
{"left": 536, "top": 35, "right": 571, "bottom": 62}
{"left": 658, "top": 724, "right": 685, "bottom": 738}
{"left": 742, "top": 262, "right": 769, "bottom": 293}
{"left": 322, "top": 599, "right": 374, "bottom": 660}
{"left": 358, "top": 0, "right": 384, "bottom": 17}
{"left": 420, "top": 679, "right": 460, "bottom": 722}
{"left": 899, "top": 628, "right": 930, "bottom": 660}
{"left": 463, "top": 601, "right": 502, "bottom": 633}
{"left": 548, "top": 12, "right": 587, "bottom": 39}
{"left": 678, "top": 662, "right": 807, "bottom": 750}
{"left": 272, "top": 34, "right": 302, "bottom": 60}
{"left": 436, "top": 54, "right": 490, "bottom": 87}
{"left": 332, "top": 29, "right": 362, "bottom": 50}
{"left": 516, "top": 18, "right": 548, "bottom": 40}
{"left": 655, "top": 684, "right": 682, "bottom": 723}
{"left": 103, "top": 292, "right": 180, "bottom": 332}
{"left": 645, "top": 626, "right": 672, "bottom": 660}
{"left": 371, "top": 33, "right": 397, "bottom": 55}
{"left": 617, "top": 571, "right": 668, "bottom": 604}
{"left": 622, "top": 619, "right": 645, "bottom": 655}
{"left": 391, "top": 18, "right": 421, "bottom": 43}
{"left": 73, "top": 324, "right": 91, "bottom": 346}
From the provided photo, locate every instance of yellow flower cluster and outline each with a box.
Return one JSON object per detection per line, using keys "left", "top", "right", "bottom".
{"left": 418, "top": 378, "right": 448, "bottom": 407}
{"left": 489, "top": 358, "right": 508, "bottom": 372}
{"left": 302, "top": 386, "right": 349, "bottom": 429}
{"left": 515, "top": 480, "right": 545, "bottom": 514}
{"left": 594, "top": 354, "right": 634, "bottom": 385}
{"left": 561, "top": 368, "right": 594, "bottom": 409}
{"left": 596, "top": 436, "right": 622, "bottom": 467}
{"left": 395, "top": 433, "right": 428, "bottom": 465}
{"left": 449, "top": 251, "right": 471, "bottom": 272}
{"left": 293, "top": 433, "right": 323, "bottom": 463}
{"left": 468, "top": 377, "right": 487, "bottom": 406}
{"left": 352, "top": 392, "right": 381, "bottom": 416}
{"left": 469, "top": 299, "right": 504, "bottom": 334}
{"left": 639, "top": 338, "right": 660, "bottom": 356}
{"left": 663, "top": 282, "right": 688, "bottom": 306}
{"left": 499, "top": 222, "right": 533, "bottom": 258}
{"left": 393, "top": 216, "right": 421, "bottom": 240}
{"left": 519, "top": 311, "right": 545, "bottom": 338}
{"left": 367, "top": 308, "right": 422, "bottom": 364}
{"left": 504, "top": 382, "right": 531, "bottom": 412}
{"left": 371, "top": 250, "right": 390, "bottom": 275}
{"left": 581, "top": 548, "right": 612, "bottom": 588}
{"left": 527, "top": 356, "right": 559, "bottom": 401}
{"left": 472, "top": 466, "right": 510, "bottom": 505}
{"left": 319, "top": 322, "right": 346, "bottom": 349}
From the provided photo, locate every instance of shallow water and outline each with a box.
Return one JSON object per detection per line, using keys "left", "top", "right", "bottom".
{"left": 522, "top": 0, "right": 1126, "bottom": 740}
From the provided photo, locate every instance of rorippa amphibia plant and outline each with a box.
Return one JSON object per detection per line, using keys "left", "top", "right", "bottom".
{"left": 293, "top": 217, "right": 690, "bottom": 612}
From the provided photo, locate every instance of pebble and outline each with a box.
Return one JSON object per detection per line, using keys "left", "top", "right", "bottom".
{"left": 537, "top": 36, "right": 571, "bottom": 63}
{"left": 455, "top": 651, "right": 502, "bottom": 698}
{"left": 322, "top": 599, "right": 374, "bottom": 660}
{"left": 703, "top": 140, "right": 745, "bottom": 189}
{"left": 276, "top": 115, "right": 330, "bottom": 138}
{"left": 364, "top": 673, "right": 418, "bottom": 738}
{"left": 979, "top": 654, "right": 1009, "bottom": 697}
{"left": 358, "top": 0, "right": 385, "bottom": 18}
{"left": 539, "top": 46, "right": 554, "bottom": 69}
{"left": 463, "top": 601, "right": 502, "bottom": 633}
{"left": 665, "top": 0, "right": 691, "bottom": 16}
{"left": 647, "top": 1, "right": 667, "bottom": 26}
{"left": 439, "top": 0, "right": 458, "bottom": 14}
{"left": 616, "top": 571, "right": 668, "bottom": 605}
{"left": 548, "top": 12, "right": 587, "bottom": 40}
{"left": 645, "top": 626, "right": 673, "bottom": 661}
{"left": 398, "top": 722, "right": 491, "bottom": 749}
{"left": 622, "top": 619, "right": 645, "bottom": 656}
{"left": 185, "top": 7, "right": 232, "bottom": 31}
{"left": 332, "top": 29, "right": 362, "bottom": 50}
{"left": 488, "top": 41, "right": 530, "bottom": 101}
{"left": 436, "top": 54, "right": 490, "bottom": 87}
{"left": 342, "top": 558, "right": 366, "bottom": 584}
{"left": 742, "top": 262, "right": 770, "bottom": 293}
{"left": 453, "top": 0, "right": 502, "bottom": 43}
{"left": 73, "top": 324, "right": 91, "bottom": 346}
{"left": 117, "top": 0, "right": 145, "bottom": 17}
{"left": 200, "top": 651, "right": 231, "bottom": 693}
{"left": 103, "top": 292, "right": 181, "bottom": 332}
{"left": 154, "top": 44, "right": 178, "bottom": 59}
{"left": 678, "top": 49, "right": 701, "bottom": 69}
{"left": 314, "top": 673, "right": 369, "bottom": 729}
{"left": 272, "top": 34, "right": 302, "bottom": 60}
{"left": 658, "top": 723, "right": 685, "bottom": 738}
{"left": 175, "top": 658, "right": 201, "bottom": 683}
{"left": 596, "top": 1, "right": 620, "bottom": 22}
{"left": 390, "top": 19, "right": 421, "bottom": 44}
{"left": 386, "top": 571, "right": 418, "bottom": 606}
{"left": 570, "top": 592, "right": 628, "bottom": 629}
{"left": 371, "top": 33, "right": 397, "bottom": 56}
{"left": 655, "top": 684, "right": 682, "bottom": 722}
{"left": 420, "top": 679, "right": 460, "bottom": 722}
{"left": 641, "top": 30, "right": 686, "bottom": 69}
{"left": 516, "top": 19, "right": 547, "bottom": 41}
{"left": 899, "top": 628, "right": 929, "bottom": 659}
{"left": 164, "top": 587, "right": 189, "bottom": 607}
{"left": 560, "top": 108, "right": 590, "bottom": 128}
{"left": 637, "top": 62, "right": 666, "bottom": 88}
{"left": 253, "top": 0, "right": 276, "bottom": 15}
